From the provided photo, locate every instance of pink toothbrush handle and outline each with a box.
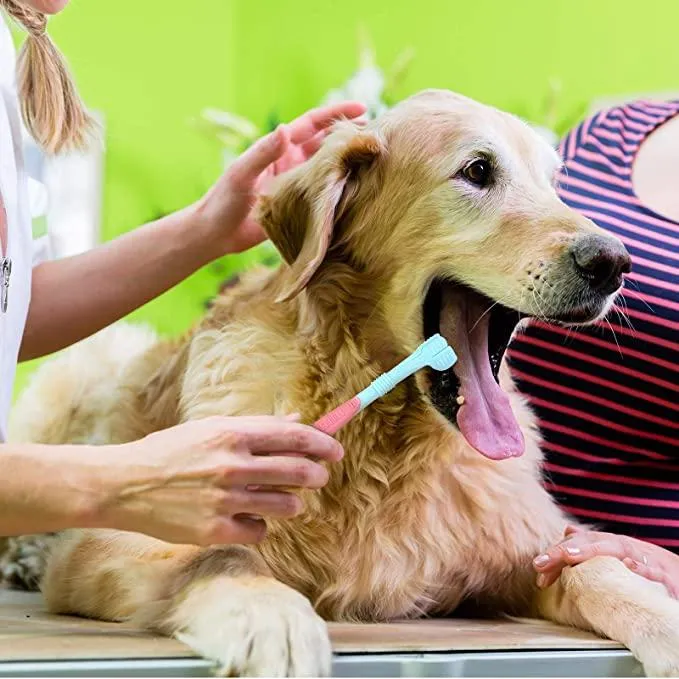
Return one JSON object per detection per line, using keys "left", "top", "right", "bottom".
{"left": 313, "top": 397, "right": 361, "bottom": 436}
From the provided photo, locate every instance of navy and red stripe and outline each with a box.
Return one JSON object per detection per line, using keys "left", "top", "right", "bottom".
{"left": 508, "top": 100, "right": 679, "bottom": 551}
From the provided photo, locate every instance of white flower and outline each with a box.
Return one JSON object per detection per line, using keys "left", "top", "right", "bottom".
{"left": 323, "top": 65, "right": 388, "bottom": 119}
{"left": 321, "top": 33, "right": 402, "bottom": 120}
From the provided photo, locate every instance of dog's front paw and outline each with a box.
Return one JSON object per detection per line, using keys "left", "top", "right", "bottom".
{"left": 172, "top": 576, "right": 331, "bottom": 677}
{"left": 637, "top": 645, "right": 679, "bottom": 677}
{"left": 632, "top": 607, "right": 679, "bottom": 677}
{"left": 638, "top": 646, "right": 679, "bottom": 678}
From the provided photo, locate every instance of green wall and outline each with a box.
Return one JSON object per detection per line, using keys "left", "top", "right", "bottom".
{"left": 46, "top": 0, "right": 240, "bottom": 335}
{"left": 230, "top": 0, "right": 679, "bottom": 128}
{"left": 14, "top": 0, "right": 679, "bottom": 393}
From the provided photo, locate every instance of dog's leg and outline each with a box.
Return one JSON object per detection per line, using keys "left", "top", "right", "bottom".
{"left": 536, "top": 555, "right": 679, "bottom": 676}
{"left": 0, "top": 534, "right": 57, "bottom": 590}
{"left": 43, "top": 529, "right": 331, "bottom": 677}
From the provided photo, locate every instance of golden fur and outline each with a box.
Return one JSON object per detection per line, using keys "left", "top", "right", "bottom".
{"left": 10, "top": 90, "right": 679, "bottom": 676}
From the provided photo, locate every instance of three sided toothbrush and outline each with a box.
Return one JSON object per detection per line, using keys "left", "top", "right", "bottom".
{"left": 313, "top": 334, "right": 457, "bottom": 436}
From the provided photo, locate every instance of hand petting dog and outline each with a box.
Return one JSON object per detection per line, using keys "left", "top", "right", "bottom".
{"left": 194, "top": 102, "right": 367, "bottom": 255}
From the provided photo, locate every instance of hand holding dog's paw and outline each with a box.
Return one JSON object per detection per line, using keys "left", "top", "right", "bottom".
{"left": 534, "top": 525, "right": 679, "bottom": 598}
{"left": 170, "top": 576, "right": 331, "bottom": 677}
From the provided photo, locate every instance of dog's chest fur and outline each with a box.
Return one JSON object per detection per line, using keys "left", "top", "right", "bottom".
{"left": 256, "top": 412, "right": 564, "bottom": 622}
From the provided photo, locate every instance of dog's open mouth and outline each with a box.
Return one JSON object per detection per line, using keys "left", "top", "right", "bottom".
{"left": 423, "top": 279, "right": 525, "bottom": 461}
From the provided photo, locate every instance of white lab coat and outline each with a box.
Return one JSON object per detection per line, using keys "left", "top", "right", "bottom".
{"left": 0, "top": 13, "right": 48, "bottom": 441}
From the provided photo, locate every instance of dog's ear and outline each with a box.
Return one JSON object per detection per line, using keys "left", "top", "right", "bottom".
{"left": 258, "top": 126, "right": 382, "bottom": 302}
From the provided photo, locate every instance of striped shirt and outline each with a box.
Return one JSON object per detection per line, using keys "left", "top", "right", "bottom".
{"left": 508, "top": 100, "right": 679, "bottom": 552}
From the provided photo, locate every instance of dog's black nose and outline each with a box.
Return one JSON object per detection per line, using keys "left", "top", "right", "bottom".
{"left": 570, "top": 234, "right": 632, "bottom": 295}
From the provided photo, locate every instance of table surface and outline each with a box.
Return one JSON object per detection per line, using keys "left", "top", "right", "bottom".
{"left": 0, "top": 590, "right": 622, "bottom": 662}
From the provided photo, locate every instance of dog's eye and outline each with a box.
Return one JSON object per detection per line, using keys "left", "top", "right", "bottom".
{"left": 461, "top": 159, "right": 492, "bottom": 187}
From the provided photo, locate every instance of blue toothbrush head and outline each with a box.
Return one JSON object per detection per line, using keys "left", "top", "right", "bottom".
{"left": 356, "top": 333, "right": 458, "bottom": 409}
{"left": 421, "top": 334, "right": 449, "bottom": 353}
{"left": 418, "top": 334, "right": 457, "bottom": 371}
{"left": 429, "top": 346, "right": 457, "bottom": 371}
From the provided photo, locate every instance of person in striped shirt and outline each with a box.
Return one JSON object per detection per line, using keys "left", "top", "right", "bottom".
{"left": 511, "top": 101, "right": 679, "bottom": 596}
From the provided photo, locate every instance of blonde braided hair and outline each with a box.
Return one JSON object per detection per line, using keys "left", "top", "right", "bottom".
{"left": 2, "top": 0, "right": 94, "bottom": 153}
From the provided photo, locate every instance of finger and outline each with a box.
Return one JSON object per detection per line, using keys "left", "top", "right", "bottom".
{"left": 623, "top": 557, "right": 657, "bottom": 580}
{"left": 533, "top": 545, "right": 573, "bottom": 572}
{"left": 300, "top": 129, "right": 329, "bottom": 158}
{"left": 535, "top": 539, "right": 606, "bottom": 569}
{"left": 205, "top": 516, "right": 267, "bottom": 545}
{"left": 623, "top": 557, "right": 668, "bottom": 587}
{"left": 227, "top": 420, "right": 343, "bottom": 461}
{"left": 533, "top": 537, "right": 627, "bottom": 572}
{"left": 564, "top": 524, "right": 583, "bottom": 537}
{"left": 226, "top": 455, "right": 330, "bottom": 489}
{"left": 284, "top": 413, "right": 302, "bottom": 422}
{"left": 223, "top": 489, "right": 303, "bottom": 519}
{"left": 228, "top": 125, "right": 290, "bottom": 187}
{"left": 287, "top": 102, "right": 367, "bottom": 144}
{"left": 623, "top": 558, "right": 679, "bottom": 598}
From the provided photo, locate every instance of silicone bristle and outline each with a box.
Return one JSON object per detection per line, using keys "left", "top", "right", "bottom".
{"left": 423, "top": 334, "right": 448, "bottom": 353}
{"left": 429, "top": 347, "right": 457, "bottom": 371}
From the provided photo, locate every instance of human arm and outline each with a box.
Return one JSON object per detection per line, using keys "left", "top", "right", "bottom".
{"left": 0, "top": 416, "right": 343, "bottom": 544}
{"left": 20, "top": 102, "right": 366, "bottom": 360}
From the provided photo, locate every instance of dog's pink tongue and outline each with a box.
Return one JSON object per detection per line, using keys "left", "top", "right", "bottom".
{"left": 440, "top": 289, "right": 524, "bottom": 460}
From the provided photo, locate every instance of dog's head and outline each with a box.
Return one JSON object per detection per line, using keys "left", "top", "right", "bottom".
{"left": 258, "top": 89, "right": 631, "bottom": 461}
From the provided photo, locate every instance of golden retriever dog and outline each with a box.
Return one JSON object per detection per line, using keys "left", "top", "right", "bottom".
{"left": 10, "top": 90, "right": 679, "bottom": 677}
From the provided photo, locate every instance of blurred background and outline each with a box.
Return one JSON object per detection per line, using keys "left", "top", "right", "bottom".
{"left": 13, "top": 0, "right": 679, "bottom": 391}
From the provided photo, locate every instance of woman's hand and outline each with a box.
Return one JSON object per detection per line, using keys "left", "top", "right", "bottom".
{"left": 533, "top": 524, "right": 679, "bottom": 598}
{"left": 101, "top": 415, "right": 343, "bottom": 546}
{"left": 193, "top": 101, "right": 367, "bottom": 256}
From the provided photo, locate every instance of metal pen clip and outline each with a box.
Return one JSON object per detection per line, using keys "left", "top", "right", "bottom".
{"left": 1, "top": 257, "right": 11, "bottom": 313}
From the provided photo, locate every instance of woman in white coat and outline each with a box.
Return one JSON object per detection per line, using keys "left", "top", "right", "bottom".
{"left": 0, "top": 0, "right": 361, "bottom": 545}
